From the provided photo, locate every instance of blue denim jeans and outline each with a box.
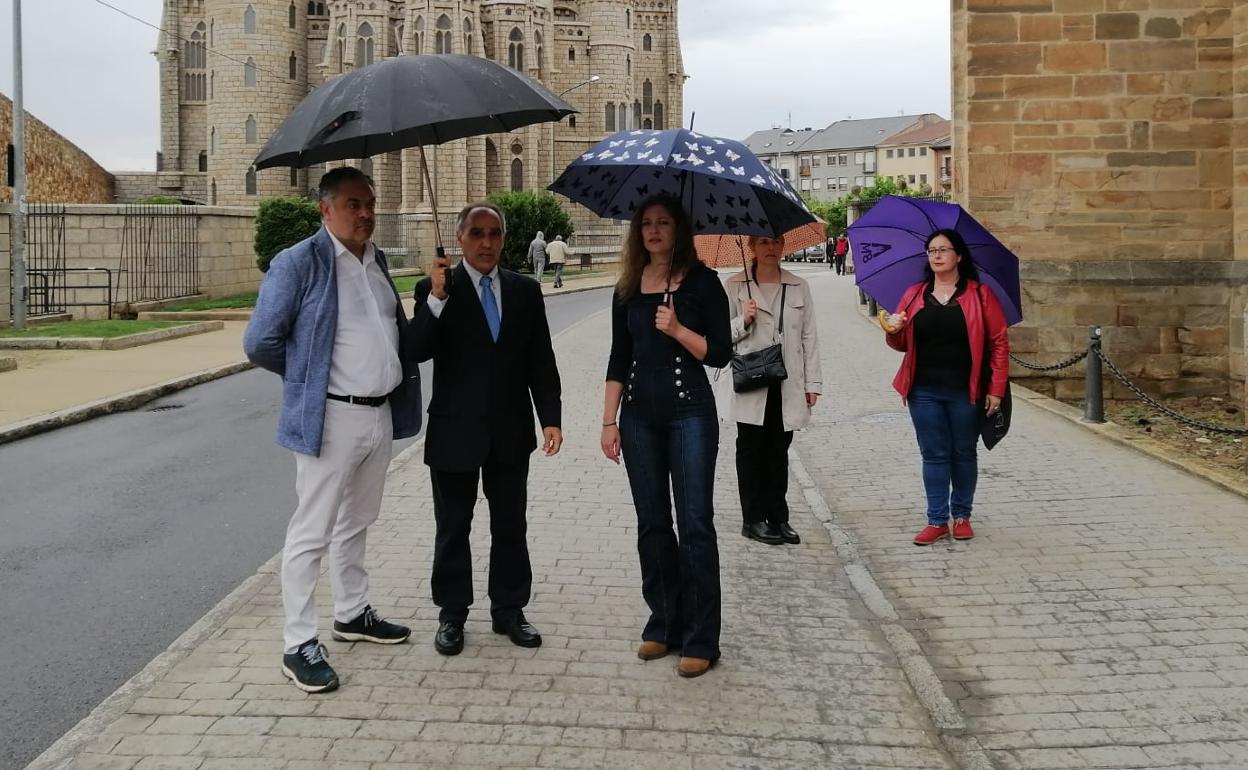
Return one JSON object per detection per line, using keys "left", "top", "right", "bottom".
{"left": 907, "top": 385, "right": 979, "bottom": 526}
{"left": 620, "top": 408, "right": 721, "bottom": 661}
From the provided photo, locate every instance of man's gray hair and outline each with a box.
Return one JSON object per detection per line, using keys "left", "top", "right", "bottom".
{"left": 455, "top": 202, "right": 507, "bottom": 235}
{"left": 555, "top": 235, "right": 564, "bottom": 241}
{"left": 318, "top": 167, "right": 374, "bottom": 202}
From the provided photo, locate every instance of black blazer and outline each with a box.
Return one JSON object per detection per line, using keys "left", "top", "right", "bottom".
{"left": 408, "top": 263, "right": 561, "bottom": 472}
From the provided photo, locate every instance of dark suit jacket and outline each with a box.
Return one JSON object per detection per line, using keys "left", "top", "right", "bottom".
{"left": 408, "top": 263, "right": 562, "bottom": 472}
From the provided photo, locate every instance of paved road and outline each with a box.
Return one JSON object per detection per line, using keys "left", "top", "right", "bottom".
{"left": 0, "top": 287, "right": 612, "bottom": 770}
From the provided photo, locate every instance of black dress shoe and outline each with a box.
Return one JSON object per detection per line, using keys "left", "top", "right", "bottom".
{"left": 434, "top": 621, "right": 464, "bottom": 656}
{"left": 774, "top": 522, "right": 801, "bottom": 545}
{"left": 492, "top": 613, "right": 542, "bottom": 648}
{"left": 742, "top": 521, "right": 784, "bottom": 545}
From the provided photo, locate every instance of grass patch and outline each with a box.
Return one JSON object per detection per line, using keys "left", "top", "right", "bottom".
{"left": 393, "top": 276, "right": 420, "bottom": 295}
{"left": 161, "top": 293, "right": 258, "bottom": 311}
{"left": 0, "top": 320, "right": 190, "bottom": 338}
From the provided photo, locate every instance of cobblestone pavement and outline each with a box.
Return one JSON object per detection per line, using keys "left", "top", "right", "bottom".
{"left": 796, "top": 275, "right": 1248, "bottom": 770}
{"left": 47, "top": 287, "right": 956, "bottom": 770}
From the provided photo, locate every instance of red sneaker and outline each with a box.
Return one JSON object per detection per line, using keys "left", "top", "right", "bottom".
{"left": 913, "top": 524, "right": 950, "bottom": 546}
{"left": 952, "top": 518, "right": 974, "bottom": 541}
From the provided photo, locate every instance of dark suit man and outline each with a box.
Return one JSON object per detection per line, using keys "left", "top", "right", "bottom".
{"left": 408, "top": 202, "right": 563, "bottom": 656}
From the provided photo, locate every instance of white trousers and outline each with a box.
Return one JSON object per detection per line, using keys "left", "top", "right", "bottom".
{"left": 282, "top": 400, "right": 393, "bottom": 653}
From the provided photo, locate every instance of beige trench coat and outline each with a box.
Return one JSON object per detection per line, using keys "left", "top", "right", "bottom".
{"left": 725, "top": 269, "right": 822, "bottom": 431}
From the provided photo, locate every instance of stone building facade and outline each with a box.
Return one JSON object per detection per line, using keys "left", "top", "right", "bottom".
{"left": 953, "top": 0, "right": 1246, "bottom": 401}
{"left": 150, "top": 0, "right": 684, "bottom": 224}
{"left": 0, "top": 94, "right": 115, "bottom": 204}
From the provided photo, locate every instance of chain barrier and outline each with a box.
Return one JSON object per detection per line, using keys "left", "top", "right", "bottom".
{"left": 1009, "top": 350, "right": 1088, "bottom": 372}
{"left": 1093, "top": 348, "right": 1248, "bottom": 437}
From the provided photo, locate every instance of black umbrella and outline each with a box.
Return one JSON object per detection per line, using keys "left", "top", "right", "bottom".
{"left": 253, "top": 54, "right": 576, "bottom": 256}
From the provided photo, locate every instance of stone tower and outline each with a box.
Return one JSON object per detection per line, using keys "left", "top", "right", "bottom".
{"left": 153, "top": 0, "right": 686, "bottom": 238}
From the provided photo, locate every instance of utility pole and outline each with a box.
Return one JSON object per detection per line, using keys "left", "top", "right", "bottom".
{"left": 10, "top": 0, "right": 27, "bottom": 329}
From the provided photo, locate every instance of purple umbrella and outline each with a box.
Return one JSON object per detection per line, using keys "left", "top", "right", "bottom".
{"left": 848, "top": 196, "right": 1023, "bottom": 325}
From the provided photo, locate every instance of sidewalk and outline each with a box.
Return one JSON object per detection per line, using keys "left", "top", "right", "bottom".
{"left": 0, "top": 271, "right": 619, "bottom": 437}
{"left": 30, "top": 273, "right": 1248, "bottom": 770}
{"left": 37, "top": 276, "right": 958, "bottom": 770}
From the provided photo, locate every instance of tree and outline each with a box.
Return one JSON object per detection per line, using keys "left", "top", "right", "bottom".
{"left": 486, "top": 191, "right": 576, "bottom": 273}
{"left": 254, "top": 196, "right": 322, "bottom": 272}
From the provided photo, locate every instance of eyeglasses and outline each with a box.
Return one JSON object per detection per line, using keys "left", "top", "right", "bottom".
{"left": 926, "top": 246, "right": 956, "bottom": 256}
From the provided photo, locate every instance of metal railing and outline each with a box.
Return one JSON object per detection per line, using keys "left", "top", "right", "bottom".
{"left": 117, "top": 205, "right": 200, "bottom": 303}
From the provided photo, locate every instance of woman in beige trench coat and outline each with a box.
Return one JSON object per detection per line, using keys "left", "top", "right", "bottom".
{"left": 726, "top": 234, "right": 823, "bottom": 546}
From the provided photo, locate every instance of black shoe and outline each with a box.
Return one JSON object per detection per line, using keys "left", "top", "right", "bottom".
{"left": 332, "top": 605, "right": 411, "bottom": 645}
{"left": 281, "top": 639, "right": 339, "bottom": 693}
{"left": 492, "top": 613, "right": 542, "bottom": 648}
{"left": 434, "top": 621, "right": 465, "bottom": 656}
{"left": 774, "top": 522, "right": 801, "bottom": 545}
{"left": 742, "top": 521, "right": 784, "bottom": 545}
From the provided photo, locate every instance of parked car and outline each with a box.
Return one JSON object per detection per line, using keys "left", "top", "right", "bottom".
{"left": 784, "top": 245, "right": 824, "bottom": 263}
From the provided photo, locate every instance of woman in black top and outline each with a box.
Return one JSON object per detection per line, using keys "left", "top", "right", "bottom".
{"left": 600, "top": 194, "right": 732, "bottom": 678}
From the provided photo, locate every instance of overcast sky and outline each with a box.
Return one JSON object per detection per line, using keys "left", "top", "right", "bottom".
{"left": 0, "top": 0, "right": 950, "bottom": 171}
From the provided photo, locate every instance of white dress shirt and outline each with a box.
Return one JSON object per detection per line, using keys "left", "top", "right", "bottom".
{"left": 326, "top": 231, "right": 403, "bottom": 397}
{"left": 425, "top": 259, "right": 501, "bottom": 321}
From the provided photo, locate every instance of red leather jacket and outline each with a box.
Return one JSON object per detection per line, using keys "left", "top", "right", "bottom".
{"left": 885, "top": 279, "right": 1010, "bottom": 403}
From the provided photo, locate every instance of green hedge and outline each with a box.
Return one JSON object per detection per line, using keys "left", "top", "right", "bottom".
{"left": 254, "top": 197, "right": 321, "bottom": 272}
{"left": 485, "top": 191, "right": 575, "bottom": 273}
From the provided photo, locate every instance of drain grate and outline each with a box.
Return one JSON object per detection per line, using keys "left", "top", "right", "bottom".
{"left": 147, "top": 404, "right": 186, "bottom": 413}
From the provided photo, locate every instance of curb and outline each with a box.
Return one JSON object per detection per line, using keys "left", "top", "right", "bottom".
{"left": 0, "top": 360, "right": 254, "bottom": 446}
{"left": 848, "top": 296, "right": 1248, "bottom": 502}
{"left": 0, "top": 321, "right": 224, "bottom": 351}
{"left": 139, "top": 310, "right": 253, "bottom": 321}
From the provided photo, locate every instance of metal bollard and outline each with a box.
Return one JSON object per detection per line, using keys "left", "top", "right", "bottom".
{"left": 1083, "top": 325, "right": 1105, "bottom": 423}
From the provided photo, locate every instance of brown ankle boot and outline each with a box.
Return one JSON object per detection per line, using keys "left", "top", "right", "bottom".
{"left": 677, "top": 656, "right": 714, "bottom": 678}
{"left": 637, "top": 641, "right": 669, "bottom": 661}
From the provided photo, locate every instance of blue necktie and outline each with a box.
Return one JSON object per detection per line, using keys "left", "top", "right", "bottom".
{"left": 479, "top": 275, "right": 500, "bottom": 342}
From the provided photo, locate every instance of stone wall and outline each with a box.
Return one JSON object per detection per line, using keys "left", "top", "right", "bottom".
{"left": 0, "top": 94, "right": 115, "bottom": 204}
{"left": 113, "top": 172, "right": 210, "bottom": 204}
{"left": 953, "top": 0, "right": 1244, "bottom": 400}
{"left": 6, "top": 205, "right": 259, "bottom": 320}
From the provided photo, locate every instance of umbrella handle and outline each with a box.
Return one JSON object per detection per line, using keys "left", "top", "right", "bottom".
{"left": 419, "top": 145, "right": 452, "bottom": 289}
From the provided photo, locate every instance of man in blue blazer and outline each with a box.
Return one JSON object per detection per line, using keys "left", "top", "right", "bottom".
{"left": 244, "top": 167, "right": 422, "bottom": 693}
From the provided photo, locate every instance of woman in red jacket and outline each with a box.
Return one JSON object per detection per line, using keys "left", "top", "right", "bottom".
{"left": 882, "top": 229, "right": 1009, "bottom": 546}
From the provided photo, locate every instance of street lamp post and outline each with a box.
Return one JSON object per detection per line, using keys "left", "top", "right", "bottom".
{"left": 550, "top": 75, "right": 600, "bottom": 186}
{"left": 10, "top": 0, "right": 27, "bottom": 329}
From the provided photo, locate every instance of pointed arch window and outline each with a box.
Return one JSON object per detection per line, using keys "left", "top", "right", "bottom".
{"left": 357, "top": 22, "right": 375, "bottom": 66}
{"left": 245, "top": 115, "right": 257, "bottom": 144}
{"left": 245, "top": 167, "right": 257, "bottom": 196}
{"left": 436, "top": 15, "right": 452, "bottom": 54}
{"left": 625, "top": 9, "right": 631, "bottom": 28}
{"left": 337, "top": 23, "right": 346, "bottom": 71}
{"left": 244, "top": 58, "right": 258, "bottom": 87}
{"left": 653, "top": 100, "right": 664, "bottom": 130}
{"left": 463, "top": 18, "right": 473, "bottom": 55}
{"left": 643, "top": 80, "right": 653, "bottom": 113}
{"left": 568, "top": 47, "right": 575, "bottom": 62}
{"left": 643, "top": 118, "right": 652, "bottom": 129}
{"left": 209, "top": 19, "right": 214, "bottom": 47}
{"left": 243, "top": 4, "right": 256, "bottom": 33}
{"left": 626, "top": 54, "right": 631, "bottom": 76}
{"left": 414, "top": 16, "right": 424, "bottom": 55}
{"left": 633, "top": 101, "right": 641, "bottom": 129}
{"left": 617, "top": 103, "right": 627, "bottom": 131}
{"left": 605, "top": 102, "right": 615, "bottom": 132}
{"left": 508, "top": 28, "right": 524, "bottom": 71}
{"left": 643, "top": 33, "right": 652, "bottom": 52}
{"left": 211, "top": 179, "right": 217, "bottom": 205}
{"left": 289, "top": 52, "right": 297, "bottom": 79}
{"left": 535, "top": 30, "right": 544, "bottom": 77}
{"left": 210, "top": 127, "right": 216, "bottom": 154}
{"left": 210, "top": 70, "right": 214, "bottom": 98}
{"left": 198, "top": 150, "right": 207, "bottom": 172}
{"left": 511, "top": 158, "right": 524, "bottom": 192}
{"left": 184, "top": 23, "right": 206, "bottom": 69}
{"left": 569, "top": 116, "right": 577, "bottom": 128}
{"left": 288, "top": 3, "right": 296, "bottom": 28}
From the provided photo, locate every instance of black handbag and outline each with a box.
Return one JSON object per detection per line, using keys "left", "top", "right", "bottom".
{"left": 976, "top": 285, "right": 1012, "bottom": 450}
{"left": 731, "top": 282, "right": 788, "bottom": 393}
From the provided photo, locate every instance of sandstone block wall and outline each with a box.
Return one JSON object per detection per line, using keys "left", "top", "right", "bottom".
{"left": 954, "top": 0, "right": 1245, "bottom": 400}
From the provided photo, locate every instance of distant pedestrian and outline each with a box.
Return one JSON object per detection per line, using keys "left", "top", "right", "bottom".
{"left": 834, "top": 234, "right": 849, "bottom": 275}
{"left": 726, "top": 234, "right": 822, "bottom": 547}
{"left": 546, "top": 234, "right": 570, "bottom": 289}
{"left": 243, "top": 167, "right": 422, "bottom": 694}
{"left": 881, "top": 229, "right": 1009, "bottom": 546}
{"left": 529, "top": 230, "right": 547, "bottom": 283}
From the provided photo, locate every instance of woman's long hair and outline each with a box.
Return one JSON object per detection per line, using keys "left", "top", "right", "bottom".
{"left": 615, "top": 193, "right": 698, "bottom": 299}
{"left": 922, "top": 228, "right": 979, "bottom": 284}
